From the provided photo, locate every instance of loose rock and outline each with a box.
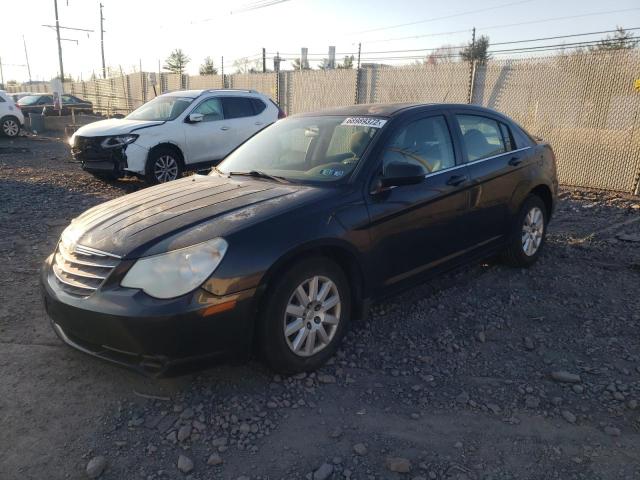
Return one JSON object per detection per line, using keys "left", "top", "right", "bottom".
{"left": 86, "top": 456, "right": 107, "bottom": 479}
{"left": 386, "top": 457, "right": 412, "bottom": 473}
{"left": 177, "top": 455, "right": 194, "bottom": 474}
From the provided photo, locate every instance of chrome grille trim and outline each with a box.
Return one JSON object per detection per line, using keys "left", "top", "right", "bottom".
{"left": 57, "top": 242, "right": 118, "bottom": 268}
{"left": 51, "top": 242, "right": 119, "bottom": 297}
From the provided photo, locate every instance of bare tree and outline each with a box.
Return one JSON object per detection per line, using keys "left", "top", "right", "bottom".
{"left": 591, "top": 26, "right": 638, "bottom": 51}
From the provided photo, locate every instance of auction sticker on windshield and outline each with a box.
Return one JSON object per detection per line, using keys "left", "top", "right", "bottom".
{"left": 341, "top": 117, "right": 387, "bottom": 128}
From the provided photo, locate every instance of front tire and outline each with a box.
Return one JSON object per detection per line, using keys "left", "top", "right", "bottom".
{"left": 260, "top": 257, "right": 351, "bottom": 373}
{"left": 145, "top": 148, "right": 182, "bottom": 185}
{"left": 1, "top": 116, "right": 20, "bottom": 137}
{"left": 501, "top": 194, "right": 547, "bottom": 267}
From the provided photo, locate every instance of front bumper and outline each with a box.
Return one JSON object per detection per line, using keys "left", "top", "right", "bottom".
{"left": 71, "top": 141, "right": 148, "bottom": 176}
{"left": 40, "top": 255, "right": 257, "bottom": 375}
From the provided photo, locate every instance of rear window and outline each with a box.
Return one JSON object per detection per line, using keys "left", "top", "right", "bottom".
{"left": 221, "top": 97, "right": 255, "bottom": 119}
{"left": 18, "top": 95, "right": 42, "bottom": 106}
{"left": 251, "top": 98, "right": 266, "bottom": 114}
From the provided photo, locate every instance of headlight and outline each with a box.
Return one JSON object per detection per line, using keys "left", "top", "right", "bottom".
{"left": 101, "top": 134, "right": 138, "bottom": 149}
{"left": 69, "top": 133, "right": 76, "bottom": 146}
{"left": 121, "top": 238, "right": 228, "bottom": 299}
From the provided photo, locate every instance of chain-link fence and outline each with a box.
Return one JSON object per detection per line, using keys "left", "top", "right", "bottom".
{"left": 5, "top": 50, "right": 640, "bottom": 193}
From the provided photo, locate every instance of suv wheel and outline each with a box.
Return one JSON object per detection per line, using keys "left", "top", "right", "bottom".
{"left": 1, "top": 116, "right": 20, "bottom": 137}
{"left": 145, "top": 148, "right": 182, "bottom": 184}
{"left": 502, "top": 194, "right": 547, "bottom": 267}
{"left": 260, "top": 257, "right": 351, "bottom": 373}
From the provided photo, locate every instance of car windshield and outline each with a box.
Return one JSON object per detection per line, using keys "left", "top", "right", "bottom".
{"left": 126, "top": 96, "right": 193, "bottom": 121}
{"left": 215, "top": 115, "right": 385, "bottom": 183}
{"left": 18, "top": 95, "right": 43, "bottom": 106}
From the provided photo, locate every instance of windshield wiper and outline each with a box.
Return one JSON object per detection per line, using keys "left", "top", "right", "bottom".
{"left": 228, "top": 170, "right": 290, "bottom": 184}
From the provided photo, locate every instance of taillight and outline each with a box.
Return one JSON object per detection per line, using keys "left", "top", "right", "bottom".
{"left": 269, "top": 98, "right": 286, "bottom": 119}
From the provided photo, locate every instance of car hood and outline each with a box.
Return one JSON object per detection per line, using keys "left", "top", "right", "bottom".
{"left": 61, "top": 175, "right": 330, "bottom": 258}
{"left": 74, "top": 118, "right": 164, "bottom": 137}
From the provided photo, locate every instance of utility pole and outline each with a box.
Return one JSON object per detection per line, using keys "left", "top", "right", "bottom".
{"left": 0, "top": 57, "right": 4, "bottom": 88}
{"left": 23, "top": 36, "right": 33, "bottom": 84}
{"left": 354, "top": 42, "right": 362, "bottom": 105}
{"left": 100, "top": 3, "right": 106, "bottom": 78}
{"left": 221, "top": 56, "right": 224, "bottom": 88}
{"left": 262, "top": 48, "right": 266, "bottom": 73}
{"left": 467, "top": 27, "right": 476, "bottom": 104}
{"left": 54, "top": 0, "right": 65, "bottom": 91}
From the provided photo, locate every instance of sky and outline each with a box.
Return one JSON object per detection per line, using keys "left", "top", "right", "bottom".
{"left": 1, "top": 0, "right": 639, "bottom": 83}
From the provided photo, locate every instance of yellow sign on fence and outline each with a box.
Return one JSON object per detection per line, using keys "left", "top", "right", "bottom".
{"left": 635, "top": 79, "right": 640, "bottom": 91}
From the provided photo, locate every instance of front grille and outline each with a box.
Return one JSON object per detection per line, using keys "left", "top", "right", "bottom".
{"left": 52, "top": 242, "right": 120, "bottom": 296}
{"left": 71, "top": 136, "right": 110, "bottom": 159}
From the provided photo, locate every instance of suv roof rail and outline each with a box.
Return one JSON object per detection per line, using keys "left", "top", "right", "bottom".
{"left": 205, "top": 88, "right": 258, "bottom": 94}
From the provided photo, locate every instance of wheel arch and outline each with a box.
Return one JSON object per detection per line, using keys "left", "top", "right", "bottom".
{"left": 510, "top": 181, "right": 555, "bottom": 221}
{"left": 147, "top": 142, "right": 185, "bottom": 168}
{"left": 529, "top": 184, "right": 554, "bottom": 220}
{"left": 253, "top": 241, "right": 368, "bottom": 331}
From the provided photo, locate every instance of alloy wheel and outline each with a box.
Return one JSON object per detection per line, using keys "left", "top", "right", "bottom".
{"left": 283, "top": 275, "right": 341, "bottom": 357}
{"left": 521, "top": 206, "right": 544, "bottom": 256}
{"left": 154, "top": 155, "right": 179, "bottom": 182}
{"left": 2, "top": 119, "right": 19, "bottom": 137}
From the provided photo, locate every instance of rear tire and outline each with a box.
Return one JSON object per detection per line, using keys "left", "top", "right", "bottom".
{"left": 501, "top": 194, "right": 547, "bottom": 267}
{"left": 145, "top": 147, "right": 183, "bottom": 185}
{"left": 1, "top": 116, "right": 20, "bottom": 137}
{"left": 260, "top": 257, "right": 351, "bottom": 374}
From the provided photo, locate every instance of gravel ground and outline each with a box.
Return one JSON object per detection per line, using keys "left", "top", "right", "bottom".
{"left": 1, "top": 135, "right": 639, "bottom": 480}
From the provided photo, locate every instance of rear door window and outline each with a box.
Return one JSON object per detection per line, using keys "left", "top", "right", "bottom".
{"left": 221, "top": 97, "right": 255, "bottom": 119}
{"left": 499, "top": 122, "right": 515, "bottom": 151}
{"left": 456, "top": 114, "right": 506, "bottom": 162}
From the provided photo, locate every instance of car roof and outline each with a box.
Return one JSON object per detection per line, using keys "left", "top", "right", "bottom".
{"left": 161, "top": 89, "right": 262, "bottom": 99}
{"left": 293, "top": 103, "right": 507, "bottom": 119}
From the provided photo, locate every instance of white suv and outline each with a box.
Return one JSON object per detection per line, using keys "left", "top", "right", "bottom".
{"left": 0, "top": 90, "right": 25, "bottom": 137}
{"left": 70, "top": 89, "right": 284, "bottom": 184}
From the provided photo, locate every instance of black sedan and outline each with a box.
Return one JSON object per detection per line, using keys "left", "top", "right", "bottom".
{"left": 18, "top": 94, "right": 93, "bottom": 116}
{"left": 41, "top": 103, "right": 558, "bottom": 375}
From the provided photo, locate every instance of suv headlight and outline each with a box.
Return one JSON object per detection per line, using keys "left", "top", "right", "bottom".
{"left": 121, "top": 238, "right": 228, "bottom": 299}
{"left": 101, "top": 134, "right": 138, "bottom": 149}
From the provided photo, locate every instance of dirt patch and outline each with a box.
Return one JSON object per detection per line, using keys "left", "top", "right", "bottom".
{"left": 1, "top": 136, "right": 639, "bottom": 479}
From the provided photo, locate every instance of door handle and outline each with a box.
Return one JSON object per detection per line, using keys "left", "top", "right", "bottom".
{"left": 220, "top": 126, "right": 230, "bottom": 131}
{"left": 446, "top": 174, "right": 468, "bottom": 187}
{"left": 508, "top": 156, "right": 523, "bottom": 166}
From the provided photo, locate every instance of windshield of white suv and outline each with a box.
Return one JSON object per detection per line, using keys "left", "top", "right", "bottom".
{"left": 215, "top": 115, "right": 385, "bottom": 183}
{"left": 126, "top": 96, "right": 193, "bottom": 121}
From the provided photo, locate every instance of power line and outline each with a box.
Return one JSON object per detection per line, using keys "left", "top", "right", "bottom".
{"left": 352, "top": 0, "right": 535, "bottom": 35}
{"left": 361, "top": 7, "right": 640, "bottom": 44}
{"left": 231, "top": 0, "right": 292, "bottom": 14}
{"left": 269, "top": 27, "right": 639, "bottom": 58}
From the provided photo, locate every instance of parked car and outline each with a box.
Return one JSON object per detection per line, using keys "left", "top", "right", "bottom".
{"left": 0, "top": 90, "right": 25, "bottom": 137}
{"left": 17, "top": 93, "right": 93, "bottom": 116}
{"left": 41, "top": 103, "right": 558, "bottom": 375}
{"left": 8, "top": 92, "right": 35, "bottom": 102}
{"left": 69, "top": 89, "right": 283, "bottom": 184}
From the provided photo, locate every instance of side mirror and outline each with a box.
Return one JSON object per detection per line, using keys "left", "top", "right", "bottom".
{"left": 187, "top": 113, "right": 204, "bottom": 123}
{"left": 378, "top": 162, "right": 426, "bottom": 189}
